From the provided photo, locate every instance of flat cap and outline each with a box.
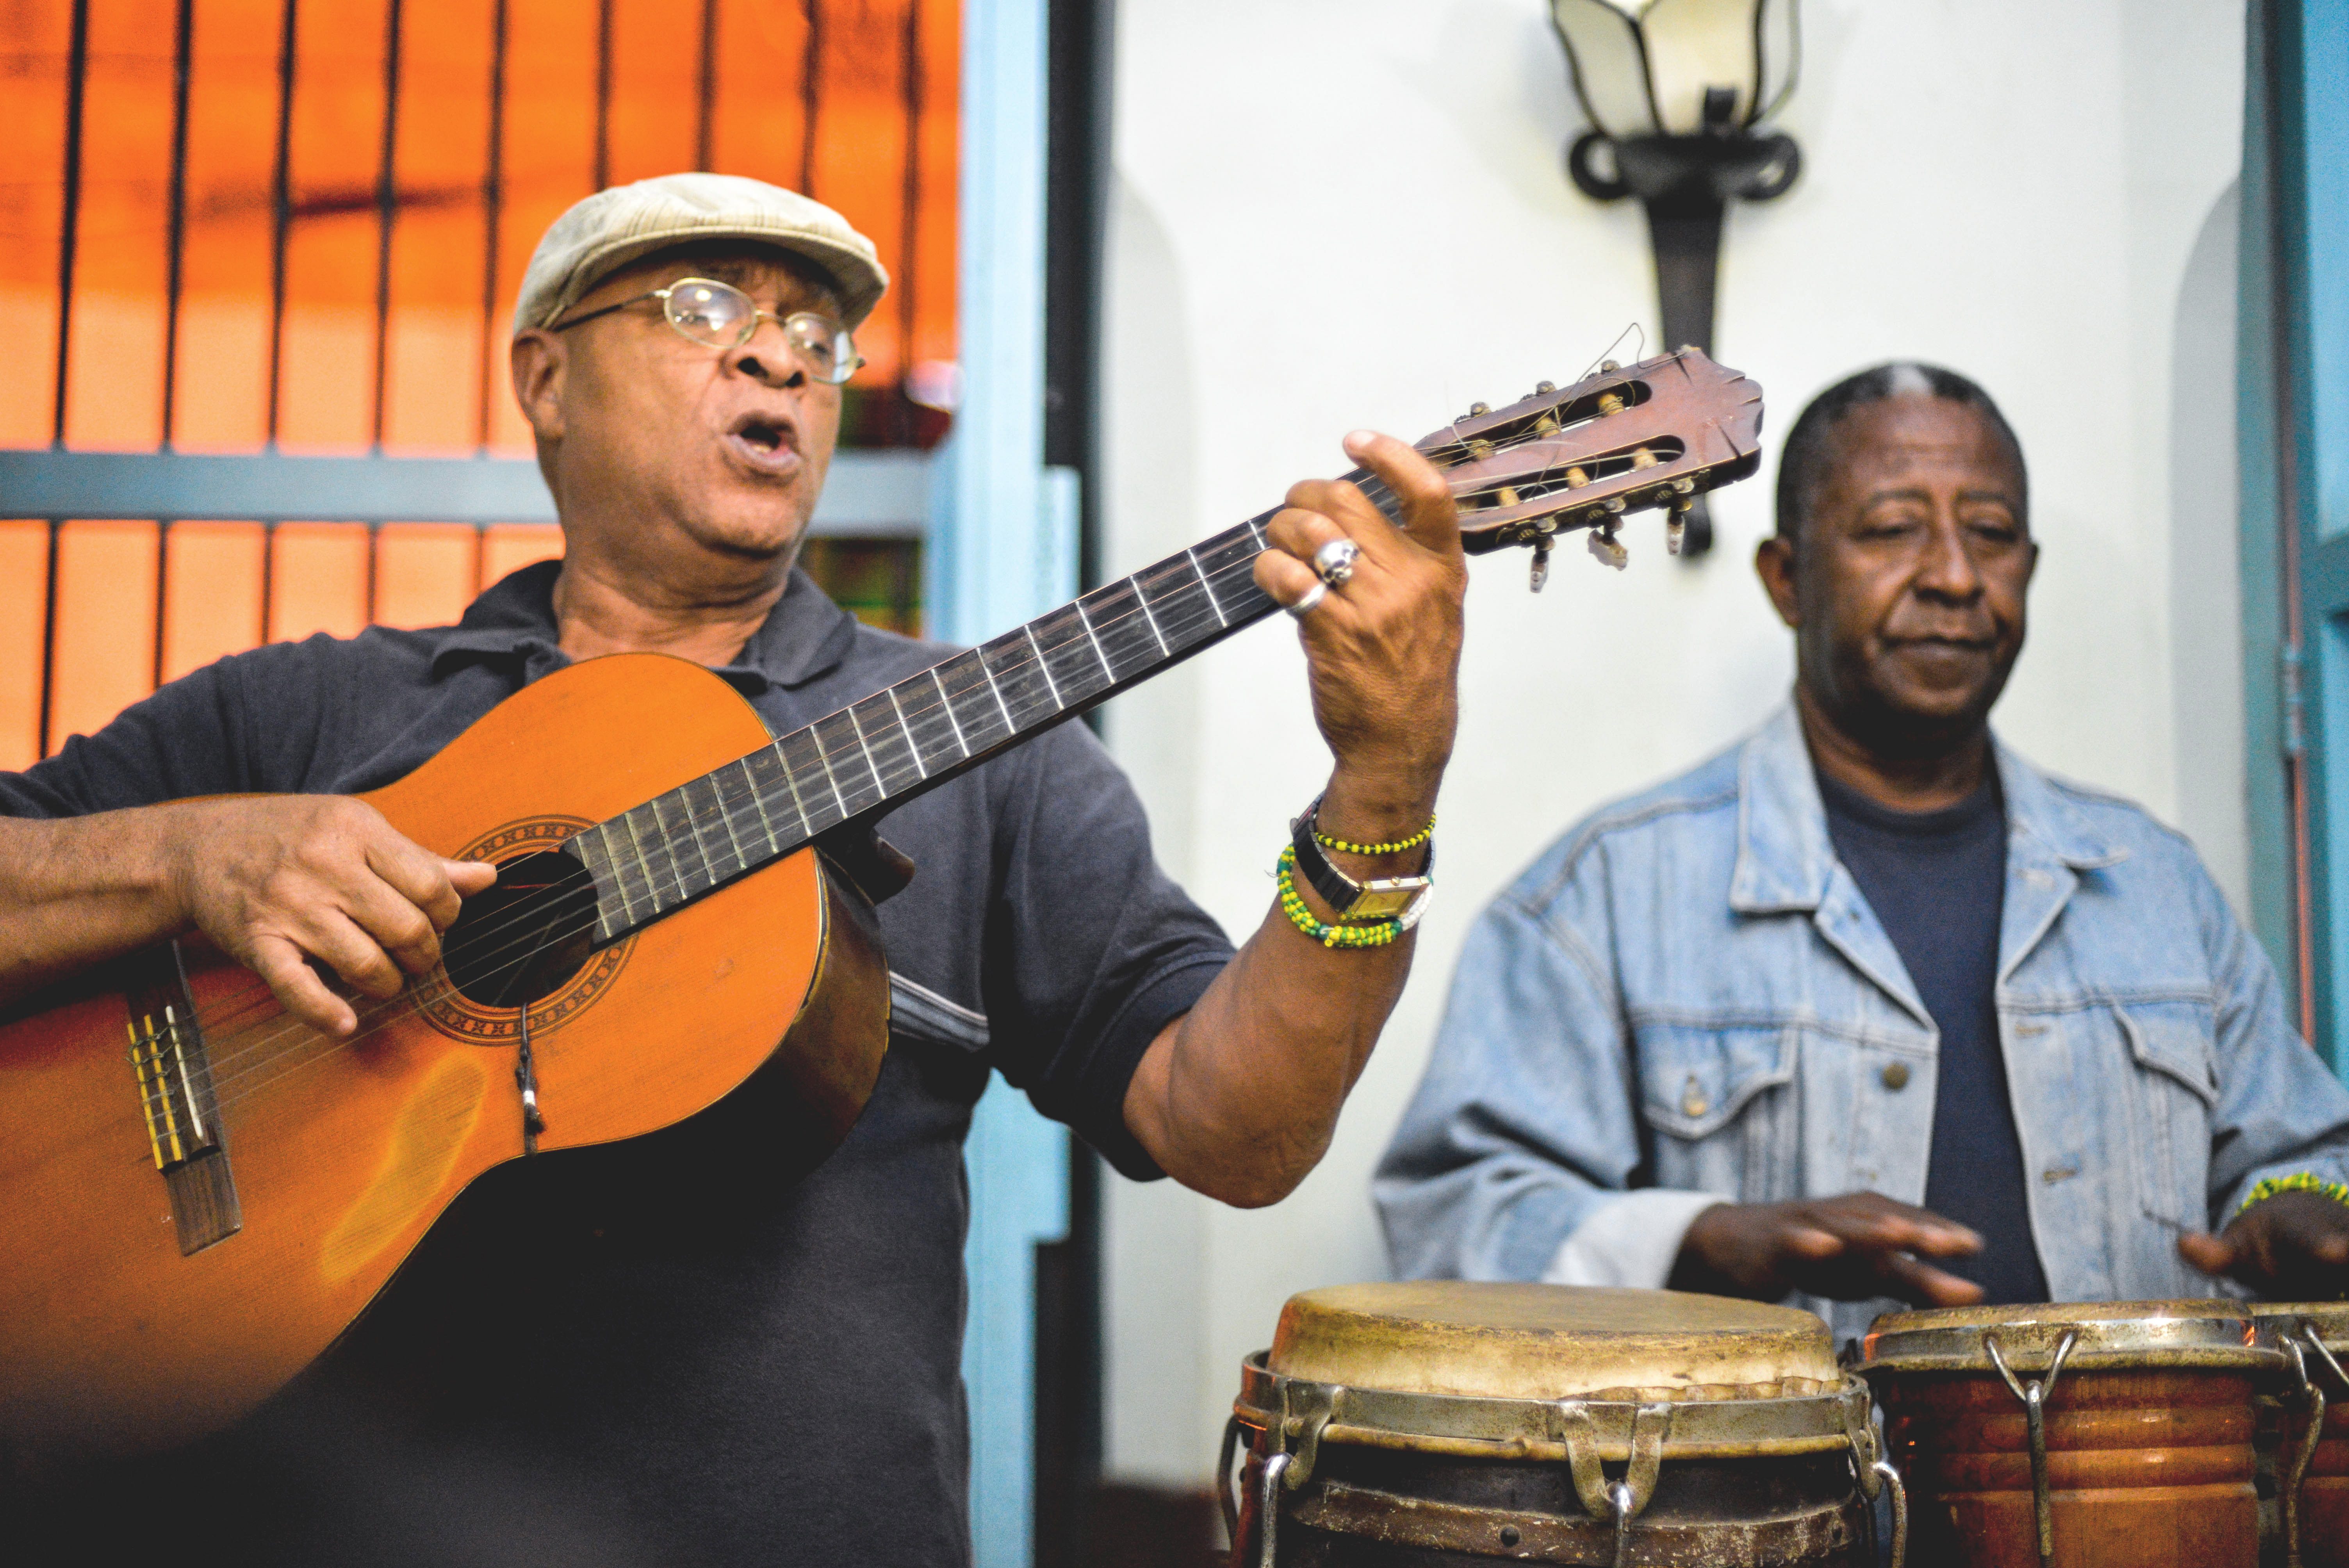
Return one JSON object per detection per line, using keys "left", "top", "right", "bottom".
{"left": 512, "top": 173, "right": 889, "bottom": 337}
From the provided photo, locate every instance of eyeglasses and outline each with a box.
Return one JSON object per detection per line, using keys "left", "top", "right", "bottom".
{"left": 549, "top": 276, "right": 863, "bottom": 385}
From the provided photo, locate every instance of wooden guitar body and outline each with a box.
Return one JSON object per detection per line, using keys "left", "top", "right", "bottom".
{"left": 0, "top": 655, "right": 889, "bottom": 1469}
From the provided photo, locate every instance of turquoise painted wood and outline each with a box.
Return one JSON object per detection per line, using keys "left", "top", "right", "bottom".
{"left": 2243, "top": 0, "right": 2349, "bottom": 1066}
{"left": 929, "top": 1, "right": 1076, "bottom": 1564}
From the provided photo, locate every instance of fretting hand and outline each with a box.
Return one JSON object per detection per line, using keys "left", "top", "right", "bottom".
{"left": 1251, "top": 431, "right": 1466, "bottom": 844}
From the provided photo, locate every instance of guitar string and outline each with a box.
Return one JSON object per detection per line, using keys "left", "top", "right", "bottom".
{"left": 148, "top": 422, "right": 1670, "bottom": 1106}
{"left": 171, "top": 538, "right": 1277, "bottom": 1084}
{"left": 174, "top": 545, "right": 1284, "bottom": 1117}
{"left": 159, "top": 429, "right": 1690, "bottom": 1115}
{"left": 141, "top": 408, "right": 1700, "bottom": 1119}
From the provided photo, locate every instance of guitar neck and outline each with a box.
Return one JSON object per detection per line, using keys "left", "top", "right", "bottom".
{"left": 572, "top": 500, "right": 1358, "bottom": 942}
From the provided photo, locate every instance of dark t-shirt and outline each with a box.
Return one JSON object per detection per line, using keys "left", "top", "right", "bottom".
{"left": 2, "top": 562, "right": 1234, "bottom": 1567}
{"left": 1816, "top": 767, "right": 2049, "bottom": 1306}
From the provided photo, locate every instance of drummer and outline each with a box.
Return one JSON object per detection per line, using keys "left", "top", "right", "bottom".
{"left": 1376, "top": 362, "right": 2349, "bottom": 1345}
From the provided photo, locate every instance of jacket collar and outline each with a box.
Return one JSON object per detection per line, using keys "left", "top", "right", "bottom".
{"left": 428, "top": 559, "right": 859, "bottom": 694}
{"left": 1728, "top": 704, "right": 2124, "bottom": 912}
{"left": 1727, "top": 702, "right": 2130, "bottom": 1018}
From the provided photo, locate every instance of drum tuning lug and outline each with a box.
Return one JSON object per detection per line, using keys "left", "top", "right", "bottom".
{"left": 1529, "top": 538, "right": 1551, "bottom": 592}
{"left": 1588, "top": 528, "right": 1627, "bottom": 572}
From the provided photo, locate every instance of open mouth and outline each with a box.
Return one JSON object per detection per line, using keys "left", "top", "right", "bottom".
{"left": 725, "top": 412, "right": 800, "bottom": 473}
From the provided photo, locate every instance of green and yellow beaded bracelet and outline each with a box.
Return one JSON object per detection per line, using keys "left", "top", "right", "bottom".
{"left": 1313, "top": 814, "right": 1436, "bottom": 858}
{"left": 1275, "top": 845, "right": 1403, "bottom": 948}
{"left": 2238, "top": 1171, "right": 2349, "bottom": 1217}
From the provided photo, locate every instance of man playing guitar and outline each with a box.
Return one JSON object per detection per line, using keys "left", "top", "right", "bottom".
{"left": 0, "top": 174, "right": 1467, "bottom": 1565}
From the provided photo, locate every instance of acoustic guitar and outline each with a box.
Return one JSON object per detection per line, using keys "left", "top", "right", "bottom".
{"left": 0, "top": 349, "right": 1761, "bottom": 1468}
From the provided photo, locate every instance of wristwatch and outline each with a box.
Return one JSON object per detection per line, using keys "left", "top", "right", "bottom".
{"left": 1288, "top": 810, "right": 1434, "bottom": 930}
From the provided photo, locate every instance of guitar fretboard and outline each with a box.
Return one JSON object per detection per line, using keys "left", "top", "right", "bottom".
{"left": 570, "top": 508, "right": 1306, "bottom": 941}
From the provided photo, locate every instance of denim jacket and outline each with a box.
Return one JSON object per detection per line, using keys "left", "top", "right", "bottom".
{"left": 1375, "top": 706, "right": 2349, "bottom": 1347}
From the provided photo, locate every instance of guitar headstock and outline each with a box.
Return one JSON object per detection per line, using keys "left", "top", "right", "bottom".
{"left": 1403, "top": 348, "right": 1763, "bottom": 574}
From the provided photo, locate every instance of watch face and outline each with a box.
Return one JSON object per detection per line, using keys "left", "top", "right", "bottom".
{"left": 1341, "top": 879, "right": 1431, "bottom": 923}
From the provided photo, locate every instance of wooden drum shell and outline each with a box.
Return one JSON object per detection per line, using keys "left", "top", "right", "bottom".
{"left": 1238, "top": 1443, "right": 1871, "bottom": 1567}
{"left": 1874, "top": 1366, "right": 2259, "bottom": 1567}
{"left": 2304, "top": 1399, "right": 2349, "bottom": 1568}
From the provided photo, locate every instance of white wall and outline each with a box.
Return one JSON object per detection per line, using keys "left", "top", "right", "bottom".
{"left": 1094, "top": 0, "right": 2248, "bottom": 1486}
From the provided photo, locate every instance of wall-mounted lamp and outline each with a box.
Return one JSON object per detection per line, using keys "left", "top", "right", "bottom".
{"left": 1550, "top": 0, "right": 1800, "bottom": 557}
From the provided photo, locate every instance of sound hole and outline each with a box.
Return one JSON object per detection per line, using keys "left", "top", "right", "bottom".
{"left": 442, "top": 850, "right": 601, "bottom": 1010}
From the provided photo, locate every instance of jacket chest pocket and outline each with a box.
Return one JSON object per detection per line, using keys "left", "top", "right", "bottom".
{"left": 2116, "top": 1002, "right": 2220, "bottom": 1230}
{"left": 1637, "top": 1023, "right": 1799, "bottom": 1202}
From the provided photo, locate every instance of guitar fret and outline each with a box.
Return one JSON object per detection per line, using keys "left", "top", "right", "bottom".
{"left": 1024, "top": 625, "right": 1063, "bottom": 710}
{"left": 980, "top": 648, "right": 1017, "bottom": 734}
{"left": 1188, "top": 546, "right": 1228, "bottom": 627}
{"left": 645, "top": 798, "right": 694, "bottom": 902}
{"left": 1034, "top": 605, "right": 1111, "bottom": 708}
{"left": 593, "top": 820, "right": 639, "bottom": 923}
{"left": 1083, "top": 579, "right": 1161, "bottom": 674}
{"left": 776, "top": 730, "right": 837, "bottom": 835}
{"left": 1130, "top": 578, "right": 1170, "bottom": 656}
{"left": 652, "top": 791, "right": 708, "bottom": 895}
{"left": 684, "top": 774, "right": 738, "bottom": 881}
{"left": 845, "top": 703, "right": 886, "bottom": 793}
{"left": 931, "top": 668, "right": 970, "bottom": 757}
{"left": 853, "top": 693, "right": 920, "bottom": 795}
{"left": 888, "top": 686, "right": 928, "bottom": 779}
{"left": 982, "top": 635, "right": 1057, "bottom": 731}
{"left": 1075, "top": 601, "right": 1114, "bottom": 682}
{"left": 619, "top": 809, "right": 663, "bottom": 911}
{"left": 814, "top": 711, "right": 885, "bottom": 814}
{"left": 717, "top": 759, "right": 767, "bottom": 864}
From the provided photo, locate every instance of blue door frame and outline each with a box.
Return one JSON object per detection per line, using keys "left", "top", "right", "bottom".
{"left": 932, "top": 2, "right": 1080, "bottom": 1564}
{"left": 2242, "top": 0, "right": 2349, "bottom": 1067}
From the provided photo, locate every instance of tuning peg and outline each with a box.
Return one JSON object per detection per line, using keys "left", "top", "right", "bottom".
{"left": 1588, "top": 527, "right": 1628, "bottom": 571}
{"left": 1529, "top": 537, "right": 1552, "bottom": 593}
{"left": 1531, "top": 381, "right": 1556, "bottom": 397}
{"left": 1666, "top": 495, "right": 1693, "bottom": 556}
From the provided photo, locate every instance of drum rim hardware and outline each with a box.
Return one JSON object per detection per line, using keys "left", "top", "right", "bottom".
{"left": 1223, "top": 1352, "right": 1903, "bottom": 1568}
{"left": 2260, "top": 1311, "right": 2349, "bottom": 1568}
{"left": 1855, "top": 1305, "right": 2281, "bottom": 1376}
{"left": 1984, "top": 1330, "right": 2077, "bottom": 1568}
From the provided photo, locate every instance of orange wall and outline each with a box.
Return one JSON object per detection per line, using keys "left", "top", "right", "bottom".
{"left": 0, "top": 0, "right": 953, "bottom": 772}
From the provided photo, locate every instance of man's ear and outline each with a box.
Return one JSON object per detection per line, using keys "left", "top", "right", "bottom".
{"left": 510, "top": 329, "right": 567, "bottom": 444}
{"left": 1755, "top": 534, "right": 1802, "bottom": 631}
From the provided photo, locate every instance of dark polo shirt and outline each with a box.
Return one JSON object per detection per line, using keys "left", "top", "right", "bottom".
{"left": 1, "top": 561, "right": 1233, "bottom": 1567}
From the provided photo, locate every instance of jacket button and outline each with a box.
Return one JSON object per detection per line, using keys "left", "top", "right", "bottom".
{"left": 1680, "top": 1074, "right": 1709, "bottom": 1119}
{"left": 1881, "top": 1062, "right": 1911, "bottom": 1090}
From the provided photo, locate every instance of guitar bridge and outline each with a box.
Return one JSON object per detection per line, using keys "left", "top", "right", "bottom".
{"left": 124, "top": 945, "right": 241, "bottom": 1254}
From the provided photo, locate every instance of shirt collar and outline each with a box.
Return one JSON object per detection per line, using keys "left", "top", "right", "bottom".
{"left": 1729, "top": 702, "right": 2123, "bottom": 914}
{"left": 428, "top": 559, "right": 860, "bottom": 694}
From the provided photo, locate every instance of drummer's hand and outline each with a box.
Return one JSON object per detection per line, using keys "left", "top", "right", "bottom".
{"left": 2179, "top": 1191, "right": 2349, "bottom": 1299}
{"left": 1668, "top": 1193, "right": 1987, "bottom": 1307}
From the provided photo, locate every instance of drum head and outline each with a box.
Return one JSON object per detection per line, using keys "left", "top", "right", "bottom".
{"left": 1859, "top": 1298, "right": 2271, "bottom": 1374}
{"left": 1266, "top": 1282, "right": 1838, "bottom": 1401}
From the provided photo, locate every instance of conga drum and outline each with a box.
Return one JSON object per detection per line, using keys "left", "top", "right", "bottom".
{"left": 2250, "top": 1304, "right": 2349, "bottom": 1567}
{"left": 1222, "top": 1283, "right": 1904, "bottom": 1567}
{"left": 1857, "top": 1301, "right": 2283, "bottom": 1568}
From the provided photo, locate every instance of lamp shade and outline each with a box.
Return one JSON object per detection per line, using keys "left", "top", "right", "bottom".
{"left": 1550, "top": 0, "right": 1798, "bottom": 138}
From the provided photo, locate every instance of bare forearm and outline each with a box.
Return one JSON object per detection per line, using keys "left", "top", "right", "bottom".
{"left": 0, "top": 809, "right": 193, "bottom": 1002}
{"left": 1124, "top": 771, "right": 1432, "bottom": 1206}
